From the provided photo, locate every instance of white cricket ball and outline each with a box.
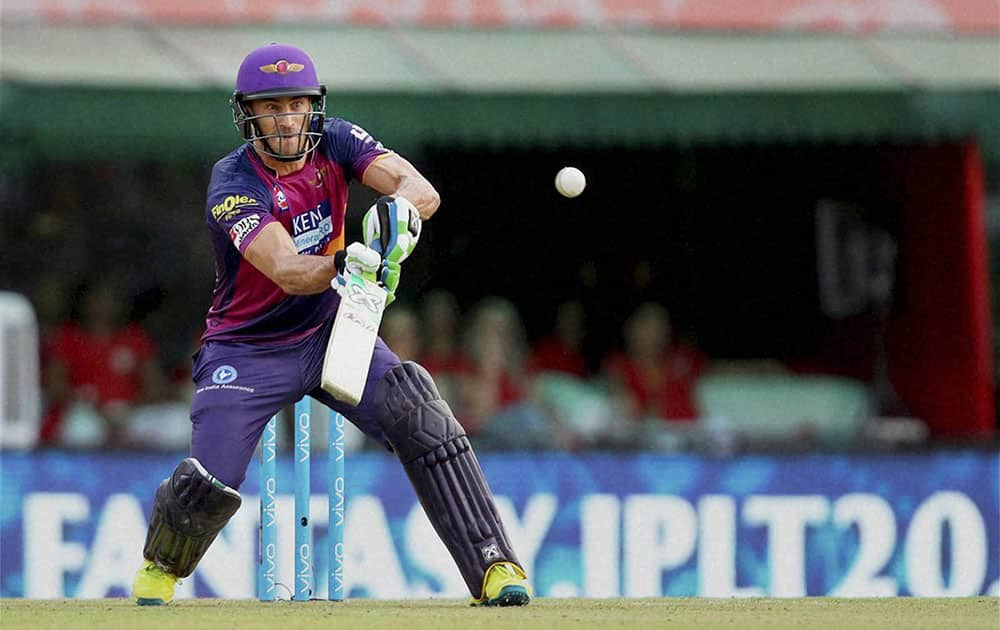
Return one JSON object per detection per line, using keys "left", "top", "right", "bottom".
{"left": 555, "top": 166, "right": 586, "bottom": 198}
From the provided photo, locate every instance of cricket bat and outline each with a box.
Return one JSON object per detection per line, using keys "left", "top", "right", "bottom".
{"left": 321, "top": 269, "right": 387, "bottom": 406}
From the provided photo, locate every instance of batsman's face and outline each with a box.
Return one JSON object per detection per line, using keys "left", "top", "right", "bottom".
{"left": 249, "top": 96, "right": 309, "bottom": 156}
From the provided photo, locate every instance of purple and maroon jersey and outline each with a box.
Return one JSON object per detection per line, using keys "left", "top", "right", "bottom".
{"left": 202, "top": 117, "right": 389, "bottom": 343}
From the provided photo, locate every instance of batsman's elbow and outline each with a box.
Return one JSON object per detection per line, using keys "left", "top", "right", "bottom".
{"left": 410, "top": 182, "right": 440, "bottom": 220}
{"left": 388, "top": 165, "right": 439, "bottom": 219}
{"left": 424, "top": 186, "right": 441, "bottom": 219}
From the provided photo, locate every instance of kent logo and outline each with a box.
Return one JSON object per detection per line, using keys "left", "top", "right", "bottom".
{"left": 291, "top": 202, "right": 333, "bottom": 254}
{"left": 292, "top": 207, "right": 325, "bottom": 234}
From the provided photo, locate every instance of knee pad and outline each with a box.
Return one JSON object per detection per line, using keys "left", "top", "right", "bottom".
{"left": 376, "top": 361, "right": 465, "bottom": 462}
{"left": 143, "top": 457, "right": 242, "bottom": 578}
{"left": 375, "top": 362, "right": 520, "bottom": 596}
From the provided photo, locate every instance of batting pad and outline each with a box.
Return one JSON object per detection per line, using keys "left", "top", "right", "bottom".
{"left": 375, "top": 362, "right": 522, "bottom": 596}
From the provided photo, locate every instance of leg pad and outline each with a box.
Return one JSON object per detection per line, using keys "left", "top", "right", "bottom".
{"left": 376, "top": 362, "right": 521, "bottom": 595}
{"left": 143, "top": 458, "right": 242, "bottom": 578}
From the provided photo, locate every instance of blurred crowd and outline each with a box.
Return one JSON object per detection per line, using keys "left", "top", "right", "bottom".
{"left": 383, "top": 293, "right": 707, "bottom": 451}
{"left": 36, "top": 277, "right": 723, "bottom": 452}
{"left": 37, "top": 279, "right": 194, "bottom": 449}
{"left": 7, "top": 161, "right": 912, "bottom": 453}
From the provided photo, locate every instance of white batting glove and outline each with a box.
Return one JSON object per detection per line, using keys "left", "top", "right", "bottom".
{"left": 332, "top": 242, "right": 380, "bottom": 291}
{"left": 362, "top": 196, "right": 422, "bottom": 264}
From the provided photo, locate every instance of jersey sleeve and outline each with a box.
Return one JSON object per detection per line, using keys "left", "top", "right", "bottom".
{"left": 323, "top": 118, "right": 391, "bottom": 181}
{"left": 206, "top": 186, "right": 275, "bottom": 255}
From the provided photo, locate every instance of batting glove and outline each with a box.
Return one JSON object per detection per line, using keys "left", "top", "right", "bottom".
{"left": 332, "top": 242, "right": 400, "bottom": 305}
{"left": 362, "top": 196, "right": 422, "bottom": 264}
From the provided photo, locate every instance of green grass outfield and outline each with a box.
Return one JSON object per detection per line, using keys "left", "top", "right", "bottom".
{"left": 2, "top": 597, "right": 997, "bottom": 629}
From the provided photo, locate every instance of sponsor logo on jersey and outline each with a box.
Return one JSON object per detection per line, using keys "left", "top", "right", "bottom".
{"left": 273, "top": 184, "right": 289, "bottom": 212}
{"left": 230, "top": 214, "right": 261, "bottom": 248}
{"left": 211, "top": 195, "right": 259, "bottom": 221}
{"left": 292, "top": 202, "right": 333, "bottom": 254}
{"left": 259, "top": 60, "right": 304, "bottom": 74}
{"left": 212, "top": 365, "right": 238, "bottom": 384}
{"left": 198, "top": 365, "right": 255, "bottom": 394}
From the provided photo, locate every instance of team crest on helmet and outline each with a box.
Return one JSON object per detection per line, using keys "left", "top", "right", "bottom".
{"left": 259, "top": 60, "right": 305, "bottom": 74}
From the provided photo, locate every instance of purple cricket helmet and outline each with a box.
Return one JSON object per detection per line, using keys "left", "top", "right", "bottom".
{"left": 230, "top": 43, "right": 327, "bottom": 161}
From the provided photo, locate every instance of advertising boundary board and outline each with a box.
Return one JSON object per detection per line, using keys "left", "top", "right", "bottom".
{"left": 1, "top": 450, "right": 996, "bottom": 599}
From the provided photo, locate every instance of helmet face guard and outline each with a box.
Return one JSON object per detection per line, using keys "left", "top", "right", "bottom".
{"left": 231, "top": 87, "right": 326, "bottom": 161}
{"left": 231, "top": 44, "right": 327, "bottom": 162}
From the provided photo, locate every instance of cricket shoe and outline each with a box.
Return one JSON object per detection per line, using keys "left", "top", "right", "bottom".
{"left": 472, "top": 562, "right": 531, "bottom": 607}
{"left": 132, "top": 559, "right": 179, "bottom": 605}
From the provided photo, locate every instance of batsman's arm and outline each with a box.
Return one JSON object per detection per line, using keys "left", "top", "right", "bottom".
{"left": 244, "top": 223, "right": 339, "bottom": 295}
{"left": 363, "top": 153, "right": 440, "bottom": 220}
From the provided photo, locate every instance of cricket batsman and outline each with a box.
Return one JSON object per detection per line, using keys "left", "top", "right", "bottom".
{"left": 131, "top": 43, "right": 530, "bottom": 607}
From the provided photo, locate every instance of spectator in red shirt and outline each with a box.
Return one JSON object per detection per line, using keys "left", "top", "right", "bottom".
{"left": 527, "top": 300, "right": 588, "bottom": 379}
{"left": 41, "top": 279, "right": 166, "bottom": 446}
{"left": 603, "top": 302, "right": 705, "bottom": 423}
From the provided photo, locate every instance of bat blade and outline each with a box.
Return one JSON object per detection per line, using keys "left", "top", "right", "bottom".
{"left": 321, "top": 274, "right": 387, "bottom": 406}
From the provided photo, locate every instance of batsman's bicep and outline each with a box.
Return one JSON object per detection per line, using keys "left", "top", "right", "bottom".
{"left": 361, "top": 154, "right": 440, "bottom": 219}
{"left": 243, "top": 223, "right": 299, "bottom": 281}
{"left": 361, "top": 153, "right": 412, "bottom": 193}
